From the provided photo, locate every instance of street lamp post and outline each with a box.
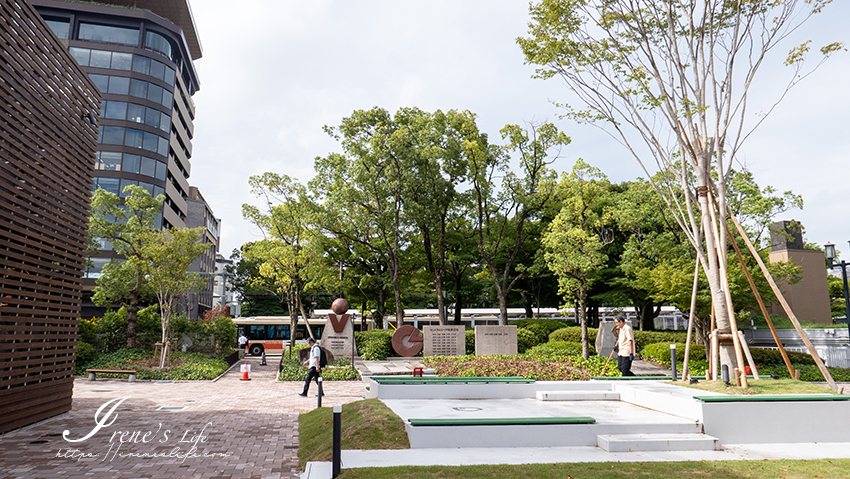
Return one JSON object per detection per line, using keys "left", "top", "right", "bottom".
{"left": 825, "top": 242, "right": 850, "bottom": 337}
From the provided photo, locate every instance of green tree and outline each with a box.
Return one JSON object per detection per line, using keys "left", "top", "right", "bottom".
{"left": 519, "top": 0, "right": 841, "bottom": 375}
{"left": 140, "top": 227, "right": 208, "bottom": 367}
{"left": 543, "top": 160, "right": 613, "bottom": 358}
{"left": 89, "top": 185, "right": 162, "bottom": 349}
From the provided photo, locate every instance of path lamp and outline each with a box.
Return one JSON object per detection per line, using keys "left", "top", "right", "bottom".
{"left": 825, "top": 242, "right": 850, "bottom": 338}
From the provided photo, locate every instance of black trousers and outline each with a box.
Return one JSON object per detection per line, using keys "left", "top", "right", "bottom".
{"left": 618, "top": 356, "right": 635, "bottom": 377}
{"left": 302, "top": 367, "right": 321, "bottom": 394}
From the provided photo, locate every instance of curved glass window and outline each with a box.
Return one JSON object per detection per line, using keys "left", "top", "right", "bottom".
{"left": 111, "top": 52, "right": 132, "bottom": 70}
{"left": 103, "top": 101, "right": 127, "bottom": 120}
{"left": 106, "top": 100, "right": 170, "bottom": 131}
{"left": 79, "top": 23, "right": 139, "bottom": 46}
{"left": 45, "top": 19, "right": 69, "bottom": 39}
{"left": 144, "top": 31, "right": 172, "bottom": 60}
{"left": 89, "top": 50, "right": 112, "bottom": 68}
{"left": 70, "top": 47, "right": 90, "bottom": 66}
{"left": 90, "top": 74, "right": 109, "bottom": 93}
{"left": 95, "top": 151, "right": 122, "bottom": 170}
{"left": 95, "top": 177, "right": 120, "bottom": 195}
{"left": 107, "top": 76, "right": 129, "bottom": 95}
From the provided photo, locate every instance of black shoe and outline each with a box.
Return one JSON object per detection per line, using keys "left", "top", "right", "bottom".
{"left": 298, "top": 393, "right": 307, "bottom": 397}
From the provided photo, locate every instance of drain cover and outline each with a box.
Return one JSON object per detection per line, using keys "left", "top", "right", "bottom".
{"left": 452, "top": 407, "right": 482, "bottom": 412}
{"left": 156, "top": 406, "right": 186, "bottom": 411}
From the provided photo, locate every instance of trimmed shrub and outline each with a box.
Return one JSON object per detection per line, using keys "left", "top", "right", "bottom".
{"left": 277, "top": 352, "right": 360, "bottom": 381}
{"left": 516, "top": 328, "right": 537, "bottom": 354}
{"left": 355, "top": 329, "right": 394, "bottom": 360}
{"left": 207, "top": 315, "right": 237, "bottom": 353}
{"left": 510, "top": 318, "right": 573, "bottom": 343}
{"left": 465, "top": 329, "right": 475, "bottom": 355}
{"left": 549, "top": 326, "right": 598, "bottom": 345}
{"left": 75, "top": 341, "right": 96, "bottom": 364}
{"left": 641, "top": 342, "right": 705, "bottom": 366}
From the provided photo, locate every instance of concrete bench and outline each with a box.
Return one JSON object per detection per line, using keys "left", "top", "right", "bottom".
{"left": 408, "top": 417, "right": 596, "bottom": 426}
{"left": 693, "top": 394, "right": 849, "bottom": 403}
{"left": 86, "top": 369, "right": 137, "bottom": 382}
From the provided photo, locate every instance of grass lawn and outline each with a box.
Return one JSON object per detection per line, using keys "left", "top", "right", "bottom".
{"left": 298, "top": 399, "right": 409, "bottom": 468}
{"left": 336, "top": 459, "right": 850, "bottom": 478}
{"left": 670, "top": 378, "right": 839, "bottom": 395}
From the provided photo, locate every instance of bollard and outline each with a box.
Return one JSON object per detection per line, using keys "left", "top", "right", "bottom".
{"left": 332, "top": 404, "right": 341, "bottom": 478}
{"left": 670, "top": 344, "right": 677, "bottom": 382}
{"left": 260, "top": 352, "right": 266, "bottom": 366}
{"left": 317, "top": 377, "right": 323, "bottom": 408}
{"left": 721, "top": 364, "right": 730, "bottom": 386}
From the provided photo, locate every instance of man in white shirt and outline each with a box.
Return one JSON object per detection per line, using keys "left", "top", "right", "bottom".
{"left": 613, "top": 315, "right": 636, "bottom": 377}
{"left": 299, "top": 338, "right": 321, "bottom": 397}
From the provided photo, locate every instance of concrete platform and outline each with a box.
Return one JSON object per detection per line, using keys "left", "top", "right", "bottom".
{"left": 597, "top": 433, "right": 720, "bottom": 452}
{"left": 537, "top": 390, "right": 620, "bottom": 401}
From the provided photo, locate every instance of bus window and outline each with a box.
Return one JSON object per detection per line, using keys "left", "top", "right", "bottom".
{"left": 269, "top": 325, "right": 289, "bottom": 340}
{"left": 312, "top": 325, "right": 324, "bottom": 338}
{"left": 248, "top": 325, "right": 267, "bottom": 340}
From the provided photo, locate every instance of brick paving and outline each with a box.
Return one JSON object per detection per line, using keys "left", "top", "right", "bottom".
{"left": 0, "top": 357, "right": 368, "bottom": 479}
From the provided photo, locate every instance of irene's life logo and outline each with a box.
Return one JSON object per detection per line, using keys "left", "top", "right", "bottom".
{"left": 57, "top": 397, "right": 231, "bottom": 463}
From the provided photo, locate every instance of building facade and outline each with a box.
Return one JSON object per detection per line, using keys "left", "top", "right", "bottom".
{"left": 181, "top": 187, "right": 220, "bottom": 319}
{"left": 0, "top": 0, "right": 101, "bottom": 434}
{"left": 32, "top": 0, "right": 218, "bottom": 318}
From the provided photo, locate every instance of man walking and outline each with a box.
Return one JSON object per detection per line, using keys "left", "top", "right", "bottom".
{"left": 299, "top": 338, "right": 321, "bottom": 397}
{"left": 613, "top": 315, "right": 636, "bottom": 377}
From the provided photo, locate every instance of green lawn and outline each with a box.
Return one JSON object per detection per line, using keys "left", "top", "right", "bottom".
{"left": 336, "top": 459, "right": 850, "bottom": 478}
{"left": 670, "top": 378, "right": 840, "bottom": 395}
{"left": 298, "top": 399, "right": 409, "bottom": 468}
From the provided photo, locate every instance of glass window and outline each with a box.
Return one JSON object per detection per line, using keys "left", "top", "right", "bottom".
{"left": 163, "top": 66, "right": 175, "bottom": 85}
{"left": 159, "top": 112, "right": 171, "bottom": 132}
{"left": 157, "top": 136, "right": 169, "bottom": 157}
{"left": 145, "top": 107, "right": 161, "bottom": 128}
{"left": 111, "top": 52, "right": 132, "bottom": 70}
{"left": 139, "top": 182, "right": 154, "bottom": 195}
{"left": 119, "top": 179, "right": 138, "bottom": 196}
{"left": 124, "top": 128, "right": 144, "bottom": 149}
{"left": 104, "top": 101, "right": 127, "bottom": 120}
{"left": 127, "top": 103, "right": 144, "bottom": 123}
{"left": 140, "top": 156, "right": 157, "bottom": 177}
{"left": 161, "top": 89, "right": 173, "bottom": 108}
{"left": 45, "top": 19, "right": 70, "bottom": 39}
{"left": 101, "top": 126, "right": 124, "bottom": 145}
{"left": 89, "top": 50, "right": 112, "bottom": 69}
{"left": 153, "top": 186, "right": 164, "bottom": 198}
{"left": 79, "top": 23, "right": 139, "bottom": 46}
{"left": 149, "top": 60, "right": 165, "bottom": 81}
{"left": 85, "top": 257, "right": 111, "bottom": 278}
{"left": 145, "top": 31, "right": 172, "bottom": 59}
{"left": 132, "top": 55, "right": 150, "bottom": 75}
{"left": 107, "top": 76, "right": 129, "bottom": 95}
{"left": 99, "top": 100, "right": 107, "bottom": 116}
{"left": 96, "top": 177, "right": 120, "bottom": 195}
{"left": 70, "top": 47, "right": 90, "bottom": 66}
{"left": 89, "top": 74, "right": 109, "bottom": 93}
{"left": 129, "top": 79, "right": 147, "bottom": 99}
{"left": 147, "top": 84, "right": 163, "bottom": 104}
{"left": 155, "top": 160, "right": 167, "bottom": 181}
{"left": 96, "top": 151, "right": 122, "bottom": 170}
{"left": 248, "top": 325, "right": 267, "bottom": 340}
{"left": 122, "top": 154, "right": 140, "bottom": 174}
{"left": 142, "top": 131, "right": 159, "bottom": 152}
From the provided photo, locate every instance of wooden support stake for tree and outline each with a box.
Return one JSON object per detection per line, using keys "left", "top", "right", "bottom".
{"left": 682, "top": 260, "right": 700, "bottom": 380}
{"left": 707, "top": 190, "right": 748, "bottom": 388}
{"left": 725, "top": 224, "right": 795, "bottom": 377}
{"left": 738, "top": 330, "right": 761, "bottom": 380}
{"left": 727, "top": 211, "right": 838, "bottom": 392}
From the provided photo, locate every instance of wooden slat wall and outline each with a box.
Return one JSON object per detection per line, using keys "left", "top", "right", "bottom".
{"left": 0, "top": 0, "right": 100, "bottom": 435}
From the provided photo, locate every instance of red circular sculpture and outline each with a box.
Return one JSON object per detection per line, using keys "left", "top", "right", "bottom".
{"left": 331, "top": 298, "right": 349, "bottom": 315}
{"left": 392, "top": 325, "right": 424, "bottom": 357}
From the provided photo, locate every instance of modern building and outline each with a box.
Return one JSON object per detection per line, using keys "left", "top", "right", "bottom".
{"left": 32, "top": 0, "right": 219, "bottom": 318}
{"left": 181, "top": 187, "right": 220, "bottom": 319}
{"left": 0, "top": 0, "right": 101, "bottom": 434}
{"left": 214, "top": 253, "right": 240, "bottom": 316}
{"left": 767, "top": 220, "right": 832, "bottom": 324}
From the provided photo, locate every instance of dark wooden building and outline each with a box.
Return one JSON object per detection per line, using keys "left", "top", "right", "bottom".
{"left": 0, "top": 0, "right": 100, "bottom": 434}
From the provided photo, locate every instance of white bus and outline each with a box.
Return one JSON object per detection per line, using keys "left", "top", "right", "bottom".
{"left": 232, "top": 313, "right": 374, "bottom": 356}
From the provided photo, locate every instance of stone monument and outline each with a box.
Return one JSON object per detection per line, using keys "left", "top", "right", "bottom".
{"left": 474, "top": 325, "right": 517, "bottom": 356}
{"left": 423, "top": 325, "right": 466, "bottom": 356}
{"left": 320, "top": 298, "right": 356, "bottom": 359}
{"left": 392, "top": 324, "right": 424, "bottom": 357}
{"left": 595, "top": 320, "right": 619, "bottom": 357}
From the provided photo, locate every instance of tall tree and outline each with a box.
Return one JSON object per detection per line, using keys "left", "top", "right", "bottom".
{"left": 140, "top": 227, "right": 208, "bottom": 367}
{"left": 468, "top": 122, "right": 565, "bottom": 324}
{"left": 519, "top": 0, "right": 841, "bottom": 374}
{"left": 543, "top": 160, "right": 613, "bottom": 358}
{"left": 89, "top": 185, "right": 162, "bottom": 349}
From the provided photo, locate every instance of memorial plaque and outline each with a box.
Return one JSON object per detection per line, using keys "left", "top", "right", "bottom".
{"left": 596, "top": 321, "right": 619, "bottom": 357}
{"left": 320, "top": 312, "right": 355, "bottom": 358}
{"left": 474, "top": 325, "right": 517, "bottom": 356}
{"left": 423, "top": 325, "right": 466, "bottom": 357}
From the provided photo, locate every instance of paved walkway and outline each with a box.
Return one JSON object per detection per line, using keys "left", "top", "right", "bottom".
{"left": 0, "top": 356, "right": 367, "bottom": 479}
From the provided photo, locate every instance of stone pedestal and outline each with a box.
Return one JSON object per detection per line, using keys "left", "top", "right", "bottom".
{"left": 474, "top": 325, "right": 517, "bottom": 356}
{"left": 596, "top": 321, "right": 619, "bottom": 357}
{"left": 423, "top": 325, "right": 466, "bottom": 357}
{"left": 320, "top": 313, "right": 356, "bottom": 359}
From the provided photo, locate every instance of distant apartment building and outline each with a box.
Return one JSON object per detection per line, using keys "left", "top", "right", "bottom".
{"left": 0, "top": 0, "right": 100, "bottom": 434}
{"left": 32, "top": 0, "right": 219, "bottom": 318}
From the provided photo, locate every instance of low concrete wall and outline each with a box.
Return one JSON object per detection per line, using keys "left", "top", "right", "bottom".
{"left": 701, "top": 400, "right": 850, "bottom": 443}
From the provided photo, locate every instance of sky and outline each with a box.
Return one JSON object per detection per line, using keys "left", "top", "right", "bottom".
{"left": 187, "top": 1, "right": 850, "bottom": 261}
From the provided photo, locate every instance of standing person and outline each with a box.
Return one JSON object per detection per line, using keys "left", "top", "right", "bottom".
{"left": 613, "top": 315, "right": 636, "bottom": 377}
{"left": 238, "top": 332, "right": 248, "bottom": 356}
{"left": 299, "top": 338, "right": 321, "bottom": 397}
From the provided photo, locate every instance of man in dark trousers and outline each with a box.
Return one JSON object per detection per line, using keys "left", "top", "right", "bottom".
{"left": 613, "top": 315, "right": 636, "bottom": 377}
{"left": 298, "top": 338, "right": 321, "bottom": 397}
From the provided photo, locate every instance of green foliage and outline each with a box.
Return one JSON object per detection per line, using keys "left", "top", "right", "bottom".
{"left": 355, "top": 329, "right": 395, "bottom": 360}
{"left": 424, "top": 346, "right": 619, "bottom": 380}
{"left": 75, "top": 341, "right": 96, "bottom": 364}
{"left": 74, "top": 349, "right": 229, "bottom": 380}
{"left": 516, "top": 327, "right": 537, "bottom": 354}
{"left": 277, "top": 352, "right": 360, "bottom": 381}
{"left": 465, "top": 329, "right": 475, "bottom": 355}
{"left": 760, "top": 364, "right": 850, "bottom": 382}
{"left": 641, "top": 342, "right": 705, "bottom": 366}
{"left": 208, "top": 315, "right": 238, "bottom": 353}
{"left": 509, "top": 318, "right": 571, "bottom": 343}
{"left": 549, "top": 326, "right": 598, "bottom": 345}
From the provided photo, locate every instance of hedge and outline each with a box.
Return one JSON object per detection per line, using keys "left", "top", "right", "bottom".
{"left": 355, "top": 329, "right": 395, "bottom": 360}
{"left": 641, "top": 342, "right": 705, "bottom": 366}
{"left": 549, "top": 326, "right": 696, "bottom": 355}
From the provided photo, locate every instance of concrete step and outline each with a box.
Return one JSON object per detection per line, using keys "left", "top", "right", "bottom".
{"left": 597, "top": 433, "right": 720, "bottom": 452}
{"left": 536, "top": 390, "right": 620, "bottom": 401}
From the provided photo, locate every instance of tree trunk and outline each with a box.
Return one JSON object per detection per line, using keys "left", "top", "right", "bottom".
{"left": 126, "top": 292, "right": 138, "bottom": 349}
{"left": 579, "top": 293, "right": 589, "bottom": 359}
{"left": 496, "top": 285, "right": 508, "bottom": 326}
{"left": 453, "top": 294, "right": 463, "bottom": 325}
{"left": 520, "top": 291, "right": 534, "bottom": 319}
{"left": 435, "top": 277, "right": 446, "bottom": 325}
{"left": 374, "top": 288, "right": 386, "bottom": 329}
